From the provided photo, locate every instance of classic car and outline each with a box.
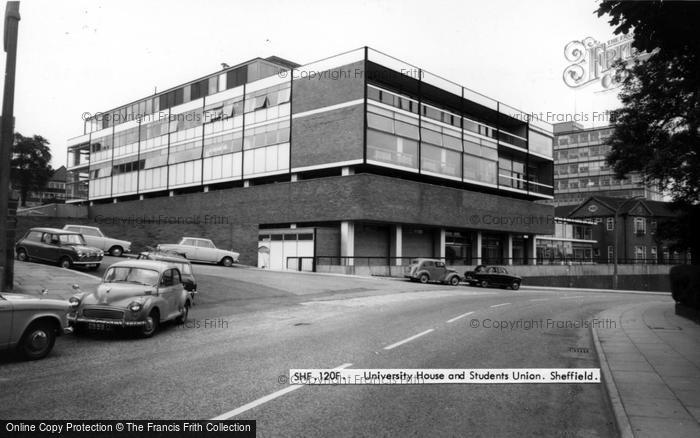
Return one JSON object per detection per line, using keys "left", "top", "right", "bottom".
{"left": 404, "top": 258, "right": 461, "bottom": 286}
{"left": 68, "top": 260, "right": 192, "bottom": 338}
{"left": 63, "top": 225, "right": 132, "bottom": 257}
{"left": 464, "top": 265, "right": 522, "bottom": 290}
{"left": 0, "top": 291, "right": 73, "bottom": 360}
{"left": 157, "top": 237, "right": 239, "bottom": 267}
{"left": 138, "top": 249, "right": 197, "bottom": 303}
{"left": 15, "top": 227, "right": 103, "bottom": 270}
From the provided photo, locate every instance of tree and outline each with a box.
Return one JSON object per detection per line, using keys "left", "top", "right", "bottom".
{"left": 596, "top": 1, "right": 700, "bottom": 260}
{"left": 10, "top": 133, "right": 53, "bottom": 206}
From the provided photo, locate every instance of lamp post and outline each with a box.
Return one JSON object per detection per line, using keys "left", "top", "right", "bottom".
{"left": 0, "top": 1, "right": 20, "bottom": 292}
{"left": 612, "top": 195, "right": 644, "bottom": 289}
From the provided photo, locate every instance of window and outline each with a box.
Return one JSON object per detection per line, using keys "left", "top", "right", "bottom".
{"left": 608, "top": 245, "right": 614, "bottom": 262}
{"left": 650, "top": 247, "right": 657, "bottom": 263}
{"left": 606, "top": 217, "right": 614, "bottom": 231}
{"left": 650, "top": 220, "right": 657, "bottom": 234}
{"left": 196, "top": 240, "right": 215, "bottom": 248}
{"left": 635, "top": 246, "right": 645, "bottom": 263}
{"left": 182, "top": 238, "right": 196, "bottom": 246}
{"left": 25, "top": 231, "right": 43, "bottom": 242}
{"left": 634, "top": 217, "right": 646, "bottom": 235}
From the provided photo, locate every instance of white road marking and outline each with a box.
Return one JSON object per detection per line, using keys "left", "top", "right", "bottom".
{"left": 529, "top": 298, "right": 549, "bottom": 302}
{"left": 490, "top": 303, "right": 511, "bottom": 308}
{"left": 383, "top": 329, "right": 435, "bottom": 350}
{"left": 447, "top": 311, "right": 474, "bottom": 323}
{"left": 211, "top": 363, "right": 353, "bottom": 420}
{"left": 560, "top": 295, "right": 587, "bottom": 299}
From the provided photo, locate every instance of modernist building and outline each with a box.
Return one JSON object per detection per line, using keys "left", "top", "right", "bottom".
{"left": 564, "top": 196, "right": 691, "bottom": 264}
{"left": 551, "top": 122, "right": 662, "bottom": 207}
{"left": 535, "top": 215, "right": 596, "bottom": 264}
{"left": 66, "top": 48, "right": 554, "bottom": 269}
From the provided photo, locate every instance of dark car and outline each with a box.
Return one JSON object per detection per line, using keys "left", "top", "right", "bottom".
{"left": 464, "top": 265, "right": 522, "bottom": 290}
{"left": 15, "top": 227, "right": 103, "bottom": 270}
{"left": 404, "top": 258, "right": 461, "bottom": 286}
{"left": 138, "top": 249, "right": 197, "bottom": 303}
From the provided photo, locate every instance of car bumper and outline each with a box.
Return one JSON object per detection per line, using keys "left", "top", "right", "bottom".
{"left": 72, "top": 259, "right": 102, "bottom": 266}
{"left": 63, "top": 326, "right": 74, "bottom": 335}
{"left": 67, "top": 315, "right": 147, "bottom": 327}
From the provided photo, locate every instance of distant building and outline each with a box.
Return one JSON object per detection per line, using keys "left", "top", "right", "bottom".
{"left": 564, "top": 196, "right": 691, "bottom": 264}
{"left": 551, "top": 122, "right": 662, "bottom": 207}
{"left": 535, "top": 214, "right": 596, "bottom": 264}
{"left": 12, "top": 165, "right": 67, "bottom": 207}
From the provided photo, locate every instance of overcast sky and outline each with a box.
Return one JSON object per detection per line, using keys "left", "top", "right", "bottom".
{"left": 1, "top": 0, "right": 622, "bottom": 168}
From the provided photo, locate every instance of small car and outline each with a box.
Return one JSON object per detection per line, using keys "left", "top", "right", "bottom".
{"left": 0, "top": 291, "right": 73, "bottom": 360}
{"left": 157, "top": 237, "right": 239, "bottom": 267}
{"left": 138, "top": 249, "right": 197, "bottom": 303}
{"left": 67, "top": 260, "right": 192, "bottom": 338}
{"left": 464, "top": 265, "right": 522, "bottom": 290}
{"left": 63, "top": 225, "right": 132, "bottom": 257}
{"left": 15, "top": 227, "right": 103, "bottom": 270}
{"left": 404, "top": 258, "right": 461, "bottom": 286}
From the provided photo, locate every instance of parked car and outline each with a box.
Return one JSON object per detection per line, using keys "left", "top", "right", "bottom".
{"left": 63, "top": 225, "right": 131, "bottom": 257}
{"left": 404, "top": 258, "right": 461, "bottom": 286}
{"left": 0, "top": 291, "right": 73, "bottom": 360}
{"left": 464, "top": 265, "right": 522, "bottom": 290}
{"left": 138, "top": 249, "right": 197, "bottom": 303}
{"left": 68, "top": 260, "right": 192, "bottom": 338}
{"left": 15, "top": 227, "right": 103, "bottom": 270}
{"left": 157, "top": 237, "right": 239, "bottom": 267}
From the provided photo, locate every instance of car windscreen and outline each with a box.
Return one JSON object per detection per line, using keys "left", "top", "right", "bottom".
{"left": 174, "top": 263, "right": 192, "bottom": 274}
{"left": 104, "top": 267, "right": 159, "bottom": 286}
{"left": 59, "top": 234, "right": 86, "bottom": 245}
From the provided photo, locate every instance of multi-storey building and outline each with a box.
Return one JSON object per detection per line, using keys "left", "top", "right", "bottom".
{"left": 551, "top": 122, "right": 662, "bottom": 207}
{"left": 535, "top": 215, "right": 596, "bottom": 264}
{"left": 66, "top": 48, "right": 554, "bottom": 269}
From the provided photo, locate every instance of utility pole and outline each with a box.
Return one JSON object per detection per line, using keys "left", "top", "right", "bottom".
{"left": 0, "top": 2, "right": 20, "bottom": 292}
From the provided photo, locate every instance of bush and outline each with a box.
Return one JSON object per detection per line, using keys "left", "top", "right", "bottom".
{"left": 669, "top": 265, "right": 700, "bottom": 310}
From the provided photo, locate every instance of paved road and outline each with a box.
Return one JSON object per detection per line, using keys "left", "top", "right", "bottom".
{"left": 1, "top": 263, "right": 666, "bottom": 436}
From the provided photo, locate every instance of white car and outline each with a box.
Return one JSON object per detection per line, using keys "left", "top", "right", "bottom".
{"left": 63, "top": 225, "right": 131, "bottom": 257}
{"left": 157, "top": 237, "right": 240, "bottom": 267}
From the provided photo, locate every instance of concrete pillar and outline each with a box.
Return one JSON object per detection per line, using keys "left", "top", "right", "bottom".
{"left": 340, "top": 221, "right": 355, "bottom": 266}
{"left": 203, "top": 186, "right": 209, "bottom": 193}
{"left": 472, "top": 231, "right": 482, "bottom": 265}
{"left": 169, "top": 190, "right": 174, "bottom": 197}
{"left": 113, "top": 198, "right": 117, "bottom": 203}
{"left": 89, "top": 201, "right": 94, "bottom": 207}
{"left": 527, "top": 234, "right": 537, "bottom": 265}
{"left": 243, "top": 180, "right": 251, "bottom": 188}
{"left": 341, "top": 166, "right": 354, "bottom": 176}
{"left": 290, "top": 223, "right": 297, "bottom": 229}
{"left": 435, "top": 228, "right": 446, "bottom": 261}
{"left": 291, "top": 173, "right": 298, "bottom": 182}
{"left": 390, "top": 225, "right": 403, "bottom": 266}
{"left": 505, "top": 234, "right": 513, "bottom": 265}
{"left": 139, "top": 195, "right": 144, "bottom": 201}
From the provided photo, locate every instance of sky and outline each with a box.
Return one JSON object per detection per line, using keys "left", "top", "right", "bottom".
{"left": 1, "top": 0, "right": 624, "bottom": 168}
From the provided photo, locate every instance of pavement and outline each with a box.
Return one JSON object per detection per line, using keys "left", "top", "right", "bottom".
{"left": 11, "top": 260, "right": 101, "bottom": 300}
{"left": 593, "top": 301, "right": 700, "bottom": 438}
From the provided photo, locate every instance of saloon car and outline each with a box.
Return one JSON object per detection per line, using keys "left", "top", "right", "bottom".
{"left": 0, "top": 291, "right": 72, "bottom": 360}
{"left": 157, "top": 237, "right": 239, "bottom": 267}
{"left": 68, "top": 260, "right": 192, "bottom": 338}
{"left": 15, "top": 227, "right": 103, "bottom": 270}
{"left": 138, "top": 249, "right": 197, "bottom": 303}
{"left": 404, "top": 258, "right": 461, "bottom": 285}
{"left": 464, "top": 265, "right": 522, "bottom": 290}
{"left": 63, "top": 225, "right": 132, "bottom": 257}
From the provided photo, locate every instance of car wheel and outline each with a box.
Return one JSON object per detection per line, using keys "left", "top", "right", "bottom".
{"left": 449, "top": 276, "right": 460, "bottom": 286}
{"left": 419, "top": 274, "right": 429, "bottom": 284}
{"left": 176, "top": 303, "right": 190, "bottom": 325}
{"left": 480, "top": 280, "right": 489, "bottom": 288}
{"left": 222, "top": 257, "right": 234, "bottom": 267}
{"left": 58, "top": 257, "right": 72, "bottom": 269}
{"left": 16, "top": 248, "right": 28, "bottom": 262}
{"left": 511, "top": 281, "right": 520, "bottom": 291}
{"left": 139, "top": 311, "right": 159, "bottom": 338}
{"left": 109, "top": 246, "right": 123, "bottom": 257}
{"left": 19, "top": 320, "right": 56, "bottom": 360}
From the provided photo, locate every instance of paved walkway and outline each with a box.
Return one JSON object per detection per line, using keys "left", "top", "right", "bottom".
{"left": 11, "top": 261, "right": 101, "bottom": 300}
{"left": 594, "top": 301, "right": 700, "bottom": 438}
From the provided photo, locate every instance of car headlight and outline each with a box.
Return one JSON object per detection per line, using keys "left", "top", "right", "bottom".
{"left": 68, "top": 296, "right": 81, "bottom": 308}
{"left": 128, "top": 301, "right": 143, "bottom": 312}
{"left": 77, "top": 251, "right": 84, "bottom": 257}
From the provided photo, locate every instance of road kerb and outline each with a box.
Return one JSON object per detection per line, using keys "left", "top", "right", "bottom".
{"left": 591, "top": 325, "right": 634, "bottom": 438}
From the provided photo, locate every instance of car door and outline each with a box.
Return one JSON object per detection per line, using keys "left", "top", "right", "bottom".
{"left": 195, "top": 239, "right": 217, "bottom": 263}
{"left": 179, "top": 239, "right": 198, "bottom": 260}
{"left": 0, "top": 295, "right": 13, "bottom": 349}
{"left": 79, "top": 227, "right": 103, "bottom": 250}
{"left": 157, "top": 269, "right": 182, "bottom": 320}
{"left": 19, "top": 230, "right": 43, "bottom": 260}
{"left": 33, "top": 232, "right": 56, "bottom": 261}
{"left": 434, "top": 261, "right": 447, "bottom": 281}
